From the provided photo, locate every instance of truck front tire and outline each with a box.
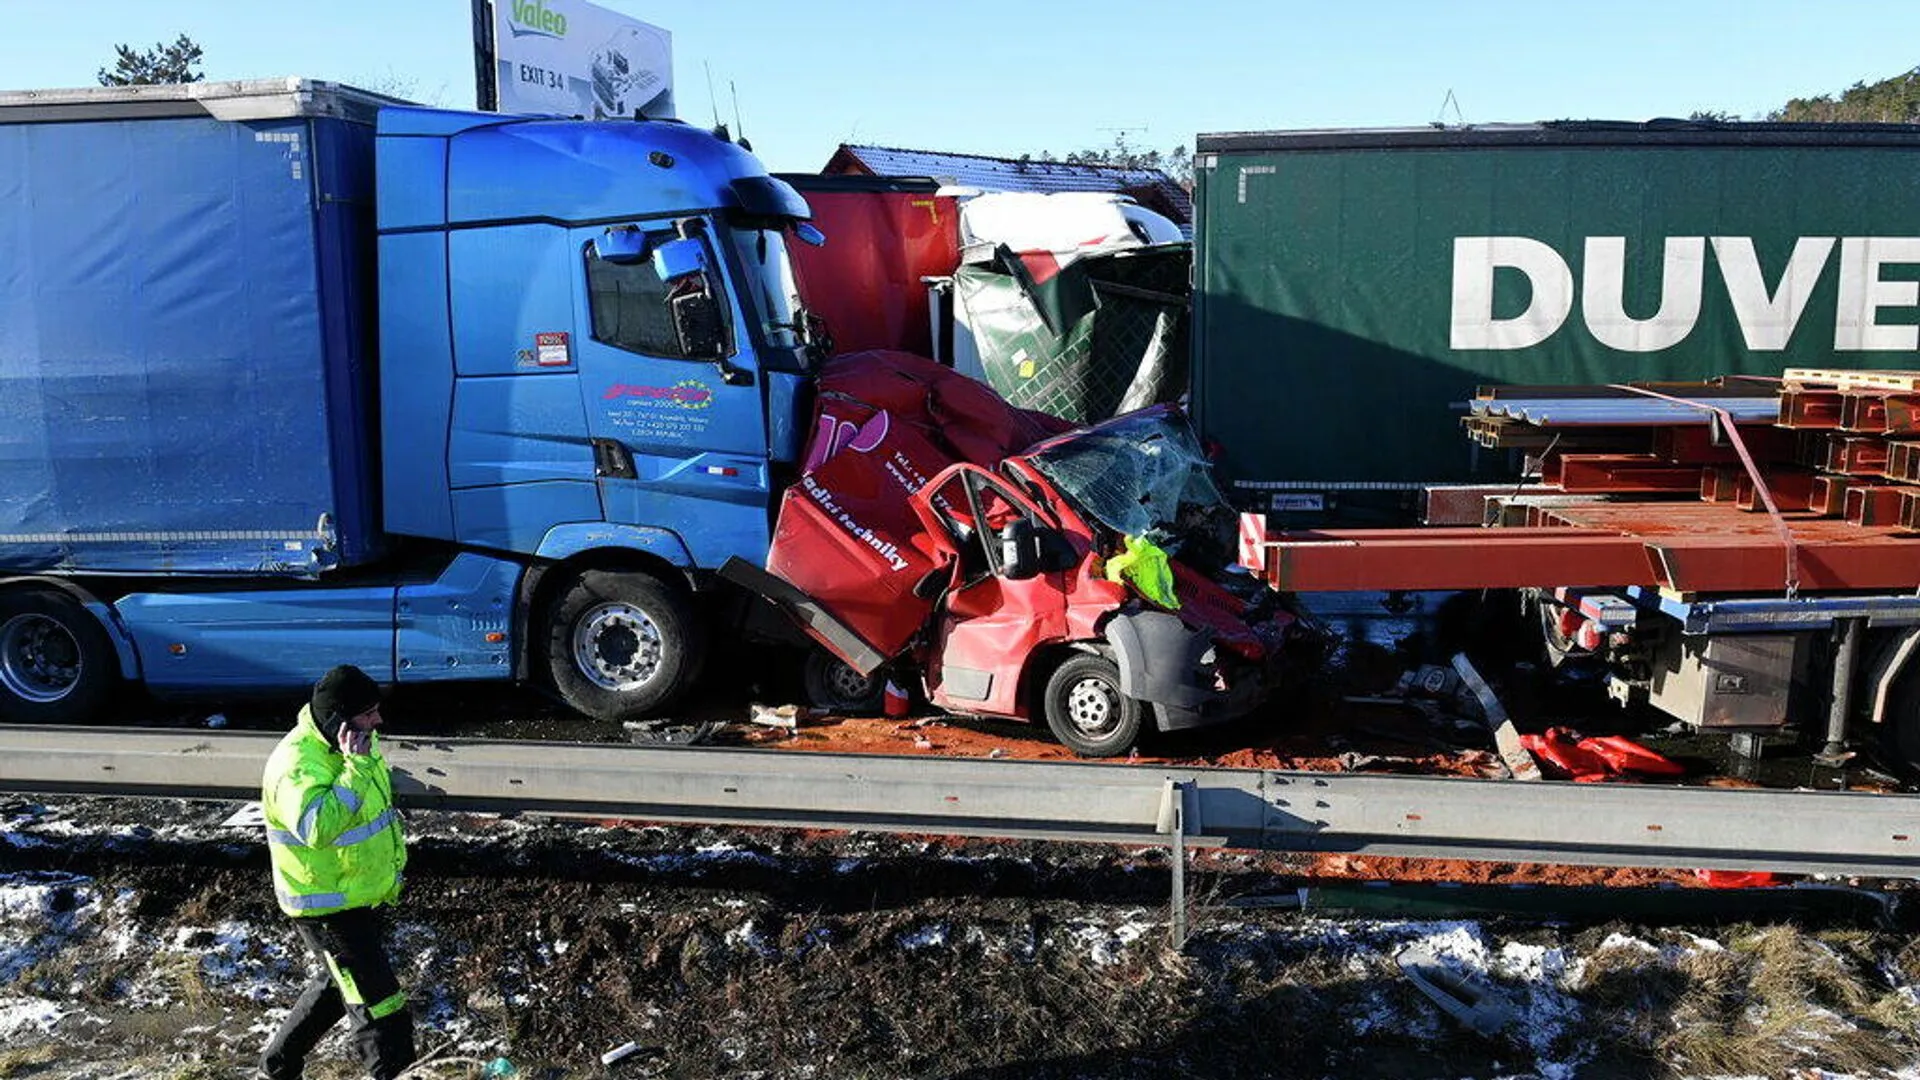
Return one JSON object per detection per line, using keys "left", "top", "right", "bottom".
{"left": 546, "top": 570, "right": 701, "bottom": 721}
{"left": 0, "top": 588, "right": 118, "bottom": 724}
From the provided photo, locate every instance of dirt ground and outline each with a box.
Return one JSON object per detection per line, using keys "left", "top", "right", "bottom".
{"left": 6, "top": 798, "right": 1920, "bottom": 1080}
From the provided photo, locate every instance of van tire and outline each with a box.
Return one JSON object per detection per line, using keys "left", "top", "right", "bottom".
{"left": 1042, "top": 654, "right": 1143, "bottom": 758}
{"left": 546, "top": 570, "right": 701, "bottom": 721}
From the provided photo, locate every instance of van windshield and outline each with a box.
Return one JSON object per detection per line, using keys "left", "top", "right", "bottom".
{"left": 1023, "top": 408, "right": 1232, "bottom": 558}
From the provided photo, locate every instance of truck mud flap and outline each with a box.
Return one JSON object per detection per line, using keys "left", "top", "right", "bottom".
{"left": 718, "top": 556, "right": 888, "bottom": 677}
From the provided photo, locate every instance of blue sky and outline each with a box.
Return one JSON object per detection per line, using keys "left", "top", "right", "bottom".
{"left": 6, "top": 1, "right": 1918, "bottom": 172}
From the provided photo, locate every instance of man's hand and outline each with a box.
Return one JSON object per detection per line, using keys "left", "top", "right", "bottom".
{"left": 337, "top": 722, "right": 373, "bottom": 757}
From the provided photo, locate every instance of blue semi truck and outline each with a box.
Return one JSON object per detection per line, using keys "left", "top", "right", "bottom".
{"left": 0, "top": 79, "right": 826, "bottom": 723}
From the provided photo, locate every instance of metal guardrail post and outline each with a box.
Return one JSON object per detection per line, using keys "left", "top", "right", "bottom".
{"left": 1160, "top": 779, "right": 1189, "bottom": 950}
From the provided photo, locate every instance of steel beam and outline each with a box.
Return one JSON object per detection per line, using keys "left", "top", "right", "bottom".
{"left": 3, "top": 726, "right": 1920, "bottom": 878}
{"left": 1257, "top": 529, "right": 1660, "bottom": 592}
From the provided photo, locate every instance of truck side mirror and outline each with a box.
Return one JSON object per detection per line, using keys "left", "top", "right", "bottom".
{"left": 651, "top": 236, "right": 711, "bottom": 281}
{"left": 592, "top": 227, "right": 649, "bottom": 264}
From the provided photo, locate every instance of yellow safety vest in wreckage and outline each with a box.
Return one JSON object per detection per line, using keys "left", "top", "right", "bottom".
{"left": 262, "top": 705, "right": 407, "bottom": 917}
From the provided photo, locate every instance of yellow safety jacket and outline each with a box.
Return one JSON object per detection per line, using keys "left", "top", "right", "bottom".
{"left": 261, "top": 704, "right": 406, "bottom": 918}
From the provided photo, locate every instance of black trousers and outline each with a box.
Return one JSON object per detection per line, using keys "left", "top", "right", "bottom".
{"left": 259, "top": 906, "right": 417, "bottom": 1080}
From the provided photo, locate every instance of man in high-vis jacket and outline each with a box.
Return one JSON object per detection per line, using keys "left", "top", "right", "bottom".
{"left": 257, "top": 664, "right": 415, "bottom": 1080}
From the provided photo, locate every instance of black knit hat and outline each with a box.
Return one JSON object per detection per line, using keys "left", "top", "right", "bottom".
{"left": 311, "top": 664, "right": 382, "bottom": 743}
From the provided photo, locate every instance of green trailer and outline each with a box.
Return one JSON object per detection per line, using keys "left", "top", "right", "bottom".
{"left": 1191, "top": 122, "right": 1920, "bottom": 502}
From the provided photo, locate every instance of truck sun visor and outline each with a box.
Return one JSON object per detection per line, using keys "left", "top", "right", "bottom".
{"left": 729, "top": 175, "right": 812, "bottom": 221}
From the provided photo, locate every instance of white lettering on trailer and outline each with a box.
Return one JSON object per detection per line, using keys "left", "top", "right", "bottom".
{"left": 1581, "top": 237, "right": 1704, "bottom": 353}
{"left": 1835, "top": 237, "right": 1920, "bottom": 351}
{"left": 1451, "top": 236, "right": 1920, "bottom": 353}
{"left": 1449, "top": 237, "right": 1572, "bottom": 350}
{"left": 1710, "top": 237, "right": 1834, "bottom": 350}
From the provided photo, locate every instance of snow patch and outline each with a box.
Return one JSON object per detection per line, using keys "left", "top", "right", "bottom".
{"left": 0, "top": 995, "right": 66, "bottom": 1038}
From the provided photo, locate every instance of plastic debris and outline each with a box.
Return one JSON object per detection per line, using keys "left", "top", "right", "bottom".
{"left": 987, "top": 748, "right": 1005, "bottom": 759}
{"left": 602, "top": 1041, "right": 642, "bottom": 1066}
{"left": 913, "top": 736, "right": 934, "bottom": 749}
{"left": 1395, "top": 942, "right": 1515, "bottom": 1037}
{"left": 622, "top": 719, "right": 721, "bottom": 746}
{"left": 749, "top": 703, "right": 806, "bottom": 731}
{"left": 483, "top": 1057, "right": 519, "bottom": 1077}
{"left": 883, "top": 679, "right": 911, "bottom": 718}
{"left": 205, "top": 713, "right": 228, "bottom": 729}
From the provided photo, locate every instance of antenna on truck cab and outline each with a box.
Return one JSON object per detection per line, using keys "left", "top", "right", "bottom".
{"left": 731, "top": 80, "right": 751, "bottom": 152}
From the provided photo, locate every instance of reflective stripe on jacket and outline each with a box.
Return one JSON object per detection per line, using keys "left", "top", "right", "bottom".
{"left": 261, "top": 704, "right": 407, "bottom": 918}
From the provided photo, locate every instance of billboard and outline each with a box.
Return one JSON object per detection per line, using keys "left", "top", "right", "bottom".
{"left": 484, "top": 0, "right": 673, "bottom": 119}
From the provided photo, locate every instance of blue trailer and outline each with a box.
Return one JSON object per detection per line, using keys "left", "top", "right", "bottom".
{"left": 0, "top": 79, "right": 822, "bottom": 722}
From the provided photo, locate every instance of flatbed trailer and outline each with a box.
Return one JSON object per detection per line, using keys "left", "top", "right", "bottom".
{"left": 1237, "top": 371, "right": 1920, "bottom": 776}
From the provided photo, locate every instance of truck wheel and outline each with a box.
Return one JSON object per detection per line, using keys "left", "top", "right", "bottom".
{"left": 0, "top": 589, "right": 118, "bottom": 724}
{"left": 546, "top": 570, "right": 701, "bottom": 721}
{"left": 802, "top": 650, "right": 885, "bottom": 715}
{"left": 1042, "top": 654, "right": 1143, "bottom": 758}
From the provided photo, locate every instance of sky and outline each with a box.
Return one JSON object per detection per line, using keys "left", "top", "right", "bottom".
{"left": 4, "top": 1, "right": 1919, "bottom": 172}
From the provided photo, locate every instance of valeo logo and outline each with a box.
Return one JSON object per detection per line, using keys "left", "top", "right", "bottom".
{"left": 508, "top": 0, "right": 568, "bottom": 38}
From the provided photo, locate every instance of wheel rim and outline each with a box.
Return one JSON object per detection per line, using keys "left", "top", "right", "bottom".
{"left": 0, "top": 613, "right": 83, "bottom": 704}
{"left": 572, "top": 601, "right": 665, "bottom": 692}
{"left": 1064, "top": 674, "right": 1122, "bottom": 739}
{"left": 823, "top": 660, "right": 877, "bottom": 706}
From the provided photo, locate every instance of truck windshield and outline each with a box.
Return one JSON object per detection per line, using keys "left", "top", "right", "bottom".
{"left": 722, "top": 217, "right": 807, "bottom": 365}
{"left": 1023, "top": 409, "right": 1233, "bottom": 553}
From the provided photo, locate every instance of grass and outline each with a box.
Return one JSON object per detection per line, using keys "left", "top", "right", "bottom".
{"left": 0, "top": 1045, "right": 61, "bottom": 1079}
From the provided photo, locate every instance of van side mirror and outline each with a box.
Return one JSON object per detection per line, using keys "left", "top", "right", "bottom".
{"left": 998, "top": 519, "right": 1041, "bottom": 580}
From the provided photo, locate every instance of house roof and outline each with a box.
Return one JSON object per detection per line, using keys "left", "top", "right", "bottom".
{"left": 824, "top": 143, "right": 1192, "bottom": 227}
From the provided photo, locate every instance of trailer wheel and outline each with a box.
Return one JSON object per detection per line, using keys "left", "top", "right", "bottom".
{"left": 802, "top": 650, "right": 885, "bottom": 715}
{"left": 1042, "top": 654, "right": 1143, "bottom": 758}
{"left": 546, "top": 570, "right": 701, "bottom": 721}
{"left": 0, "top": 589, "right": 118, "bottom": 724}
{"left": 1880, "top": 666, "right": 1920, "bottom": 780}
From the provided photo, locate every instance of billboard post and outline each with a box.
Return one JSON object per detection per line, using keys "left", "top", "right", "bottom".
{"left": 471, "top": 0, "right": 498, "bottom": 111}
{"left": 480, "top": 0, "right": 673, "bottom": 118}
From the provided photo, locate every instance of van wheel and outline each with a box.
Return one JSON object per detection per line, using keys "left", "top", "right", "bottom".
{"left": 802, "top": 650, "right": 885, "bottom": 715}
{"left": 546, "top": 570, "right": 701, "bottom": 721}
{"left": 1042, "top": 654, "right": 1143, "bottom": 758}
{"left": 0, "top": 589, "right": 118, "bottom": 724}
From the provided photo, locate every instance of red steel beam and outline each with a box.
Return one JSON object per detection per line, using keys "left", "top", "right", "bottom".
{"left": 1258, "top": 529, "right": 1660, "bottom": 592}
{"left": 1824, "top": 436, "right": 1890, "bottom": 476}
{"left": 1733, "top": 468, "right": 1817, "bottom": 512}
{"left": 1651, "top": 425, "right": 1797, "bottom": 465}
{"left": 1780, "top": 388, "right": 1844, "bottom": 429}
{"left": 1846, "top": 485, "right": 1913, "bottom": 527}
{"left": 1547, "top": 454, "right": 1708, "bottom": 494}
{"left": 1810, "top": 475, "right": 1850, "bottom": 517}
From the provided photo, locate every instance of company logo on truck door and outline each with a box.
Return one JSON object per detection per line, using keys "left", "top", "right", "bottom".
{"left": 507, "top": 0, "right": 568, "bottom": 38}
{"left": 1451, "top": 237, "right": 1920, "bottom": 352}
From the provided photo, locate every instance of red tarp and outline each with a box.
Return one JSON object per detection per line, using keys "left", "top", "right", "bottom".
{"left": 788, "top": 190, "right": 960, "bottom": 357}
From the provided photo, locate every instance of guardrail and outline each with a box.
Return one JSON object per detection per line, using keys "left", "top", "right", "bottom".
{"left": 3, "top": 726, "right": 1917, "bottom": 878}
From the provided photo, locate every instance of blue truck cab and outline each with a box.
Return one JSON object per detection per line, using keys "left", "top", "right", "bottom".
{"left": 0, "top": 79, "right": 820, "bottom": 723}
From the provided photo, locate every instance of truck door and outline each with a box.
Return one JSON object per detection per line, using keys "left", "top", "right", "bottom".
{"left": 574, "top": 217, "right": 773, "bottom": 567}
